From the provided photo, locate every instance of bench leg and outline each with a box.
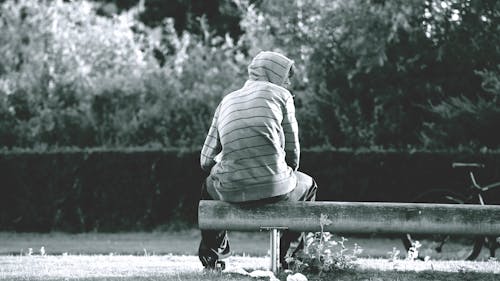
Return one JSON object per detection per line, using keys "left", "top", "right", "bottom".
{"left": 261, "top": 226, "right": 287, "bottom": 274}
{"left": 270, "top": 228, "right": 280, "bottom": 274}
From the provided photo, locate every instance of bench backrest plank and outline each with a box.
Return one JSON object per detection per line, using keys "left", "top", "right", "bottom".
{"left": 198, "top": 200, "right": 500, "bottom": 235}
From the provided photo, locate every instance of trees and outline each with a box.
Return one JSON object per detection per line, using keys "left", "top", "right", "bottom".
{"left": 236, "top": 0, "right": 500, "bottom": 149}
{"left": 419, "top": 0, "right": 500, "bottom": 149}
{"left": 1, "top": 0, "right": 498, "bottom": 150}
{"left": 93, "top": 0, "right": 243, "bottom": 38}
{"left": 0, "top": 0, "right": 150, "bottom": 147}
{"left": 0, "top": 0, "right": 247, "bottom": 149}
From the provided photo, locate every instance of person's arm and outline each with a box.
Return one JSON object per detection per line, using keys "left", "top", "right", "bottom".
{"left": 200, "top": 105, "right": 222, "bottom": 172}
{"left": 282, "top": 95, "right": 300, "bottom": 171}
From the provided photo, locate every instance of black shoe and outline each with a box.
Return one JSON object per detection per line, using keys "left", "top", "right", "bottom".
{"left": 199, "top": 233, "right": 231, "bottom": 270}
{"left": 204, "top": 247, "right": 230, "bottom": 271}
{"left": 200, "top": 254, "right": 217, "bottom": 270}
{"left": 201, "top": 255, "right": 226, "bottom": 271}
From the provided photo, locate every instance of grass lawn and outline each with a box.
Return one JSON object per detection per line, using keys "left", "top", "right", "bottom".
{"left": 0, "top": 230, "right": 411, "bottom": 258}
{"left": 0, "top": 255, "right": 499, "bottom": 281}
{"left": 1, "top": 230, "right": 499, "bottom": 280}
{"left": 1, "top": 230, "right": 494, "bottom": 260}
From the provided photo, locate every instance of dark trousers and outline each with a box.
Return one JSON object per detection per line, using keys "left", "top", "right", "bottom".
{"left": 198, "top": 171, "right": 318, "bottom": 268}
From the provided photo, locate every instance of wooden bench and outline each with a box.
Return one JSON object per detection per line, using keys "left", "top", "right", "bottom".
{"left": 198, "top": 200, "right": 500, "bottom": 273}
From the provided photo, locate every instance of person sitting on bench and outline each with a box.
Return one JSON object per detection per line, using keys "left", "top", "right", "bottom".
{"left": 198, "top": 50, "right": 318, "bottom": 270}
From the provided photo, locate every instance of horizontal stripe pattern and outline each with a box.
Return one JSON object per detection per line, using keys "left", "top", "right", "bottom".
{"left": 200, "top": 51, "right": 299, "bottom": 202}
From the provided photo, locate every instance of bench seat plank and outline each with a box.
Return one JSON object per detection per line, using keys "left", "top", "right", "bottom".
{"left": 198, "top": 200, "right": 500, "bottom": 236}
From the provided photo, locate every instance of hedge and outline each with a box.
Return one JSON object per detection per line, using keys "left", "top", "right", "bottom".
{"left": 1, "top": 148, "right": 499, "bottom": 232}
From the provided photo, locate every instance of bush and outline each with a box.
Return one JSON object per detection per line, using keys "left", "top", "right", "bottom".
{"left": 0, "top": 0, "right": 152, "bottom": 147}
{"left": 1, "top": 0, "right": 499, "bottom": 150}
{"left": 235, "top": 0, "right": 500, "bottom": 149}
{"left": 0, "top": 0, "right": 250, "bottom": 149}
{"left": 1, "top": 148, "right": 500, "bottom": 232}
{"left": 421, "top": 67, "right": 500, "bottom": 149}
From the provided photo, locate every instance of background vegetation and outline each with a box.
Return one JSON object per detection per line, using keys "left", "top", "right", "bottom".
{"left": 1, "top": 149, "right": 499, "bottom": 232}
{"left": 1, "top": 0, "right": 499, "bottom": 151}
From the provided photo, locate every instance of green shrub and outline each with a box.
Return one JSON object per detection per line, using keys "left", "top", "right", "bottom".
{"left": 0, "top": 0, "right": 151, "bottom": 147}
{"left": 0, "top": 0, "right": 250, "bottom": 149}
{"left": 1, "top": 0, "right": 499, "bottom": 150}
{"left": 235, "top": 0, "right": 500, "bottom": 149}
{"left": 421, "top": 67, "right": 500, "bottom": 149}
{"left": 1, "top": 148, "right": 499, "bottom": 232}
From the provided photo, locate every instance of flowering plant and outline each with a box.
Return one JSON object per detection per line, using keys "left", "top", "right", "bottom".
{"left": 286, "top": 214, "right": 363, "bottom": 274}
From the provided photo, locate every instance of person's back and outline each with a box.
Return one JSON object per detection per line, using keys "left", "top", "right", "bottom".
{"left": 201, "top": 51, "right": 299, "bottom": 202}
{"left": 198, "top": 51, "right": 318, "bottom": 271}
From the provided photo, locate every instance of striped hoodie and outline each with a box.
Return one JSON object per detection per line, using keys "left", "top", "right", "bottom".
{"left": 200, "top": 51, "right": 299, "bottom": 202}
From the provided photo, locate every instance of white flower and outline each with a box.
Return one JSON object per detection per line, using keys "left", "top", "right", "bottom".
{"left": 322, "top": 231, "right": 332, "bottom": 241}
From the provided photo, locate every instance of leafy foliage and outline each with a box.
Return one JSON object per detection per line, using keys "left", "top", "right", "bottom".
{"left": 421, "top": 67, "right": 500, "bottom": 149}
{"left": 0, "top": 0, "right": 247, "bottom": 149}
{"left": 235, "top": 0, "right": 500, "bottom": 149}
{"left": 0, "top": 0, "right": 499, "bottom": 150}
{"left": 286, "top": 215, "right": 362, "bottom": 274}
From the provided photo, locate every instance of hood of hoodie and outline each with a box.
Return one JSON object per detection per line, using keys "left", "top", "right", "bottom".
{"left": 247, "top": 51, "right": 294, "bottom": 87}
